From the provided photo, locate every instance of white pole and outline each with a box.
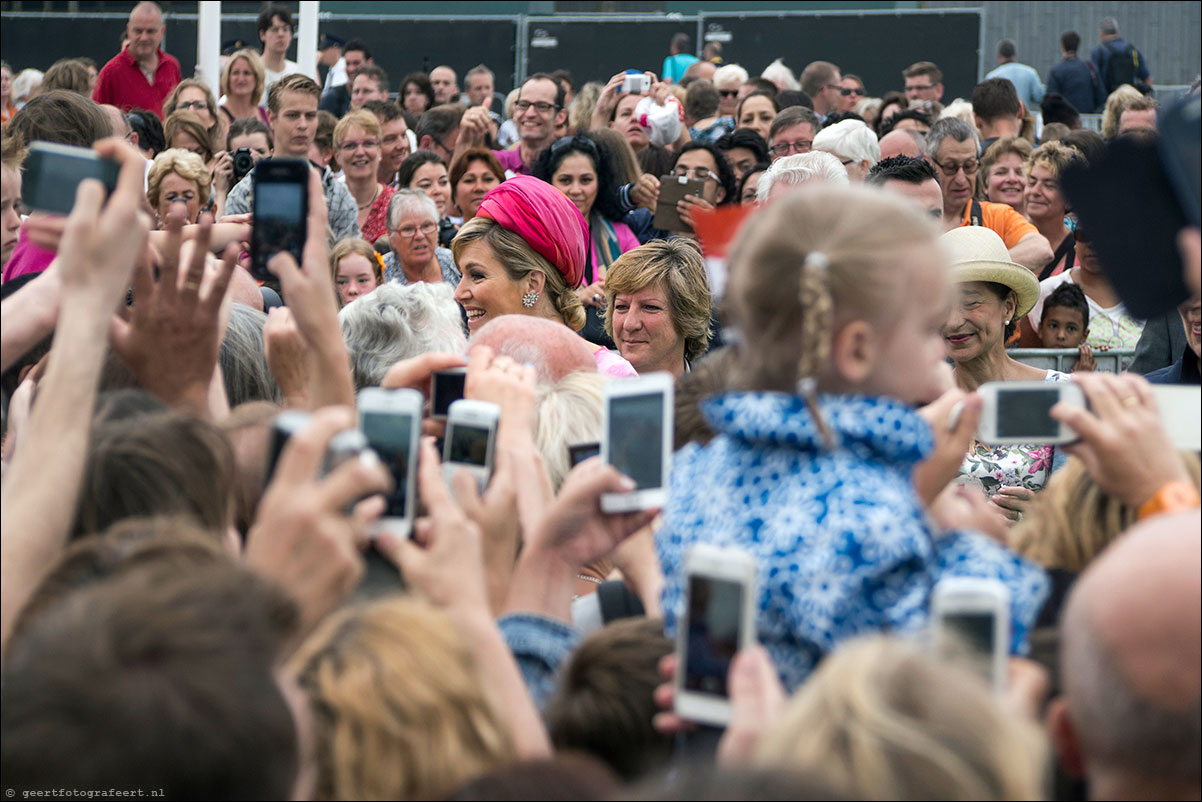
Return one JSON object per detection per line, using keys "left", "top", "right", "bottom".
{"left": 195, "top": 0, "right": 222, "bottom": 93}
{"left": 297, "top": 0, "right": 320, "bottom": 82}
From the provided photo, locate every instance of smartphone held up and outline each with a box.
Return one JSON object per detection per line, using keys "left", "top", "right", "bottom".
{"left": 601, "top": 372, "right": 674, "bottom": 513}
{"left": 250, "top": 158, "right": 309, "bottom": 283}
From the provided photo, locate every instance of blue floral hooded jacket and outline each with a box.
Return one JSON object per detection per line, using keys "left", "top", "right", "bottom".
{"left": 657, "top": 391, "right": 1049, "bottom": 691}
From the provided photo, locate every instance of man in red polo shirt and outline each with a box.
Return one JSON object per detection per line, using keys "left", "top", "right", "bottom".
{"left": 93, "top": 1, "right": 181, "bottom": 119}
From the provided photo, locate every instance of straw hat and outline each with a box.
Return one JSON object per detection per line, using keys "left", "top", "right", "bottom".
{"left": 940, "top": 226, "right": 1040, "bottom": 320}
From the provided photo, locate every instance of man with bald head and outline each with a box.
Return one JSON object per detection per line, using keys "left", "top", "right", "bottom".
{"left": 92, "top": 1, "right": 181, "bottom": 119}
{"left": 1048, "top": 510, "right": 1201, "bottom": 800}
{"left": 469, "top": 315, "right": 596, "bottom": 384}
{"left": 878, "top": 128, "right": 925, "bottom": 160}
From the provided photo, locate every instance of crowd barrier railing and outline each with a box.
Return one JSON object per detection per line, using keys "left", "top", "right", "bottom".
{"left": 1008, "top": 347, "right": 1136, "bottom": 374}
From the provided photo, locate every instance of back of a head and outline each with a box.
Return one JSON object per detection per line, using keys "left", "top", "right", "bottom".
{"left": 756, "top": 151, "right": 849, "bottom": 203}
{"left": 1, "top": 561, "right": 299, "bottom": 800}
{"left": 754, "top": 636, "right": 1047, "bottom": 800}
{"left": 1012, "top": 454, "right": 1201, "bottom": 573}
{"left": 42, "top": 59, "right": 92, "bottom": 96}
{"left": 535, "top": 371, "right": 605, "bottom": 492}
{"left": 997, "top": 39, "right": 1017, "bottom": 60}
{"left": 339, "top": 281, "right": 467, "bottom": 389}
{"left": 416, "top": 103, "right": 466, "bottom": 143}
{"left": 812, "top": 119, "right": 880, "bottom": 166}
{"left": 444, "top": 755, "right": 619, "bottom": 801}
{"left": 1059, "top": 510, "right": 1202, "bottom": 791}
{"left": 7, "top": 89, "right": 112, "bottom": 148}
{"left": 972, "top": 78, "right": 1021, "bottom": 123}
{"left": 469, "top": 314, "right": 595, "bottom": 385}
{"left": 866, "top": 153, "right": 939, "bottom": 187}
{"left": 730, "top": 185, "right": 934, "bottom": 391}
{"left": 75, "top": 410, "right": 236, "bottom": 539}
{"left": 799, "top": 60, "right": 838, "bottom": 99}
{"left": 287, "top": 596, "right": 515, "bottom": 800}
{"left": 685, "top": 79, "right": 720, "bottom": 121}
{"left": 1041, "top": 93, "right": 1080, "bottom": 128}
{"left": 545, "top": 617, "right": 674, "bottom": 781}
{"left": 220, "top": 303, "right": 281, "bottom": 407}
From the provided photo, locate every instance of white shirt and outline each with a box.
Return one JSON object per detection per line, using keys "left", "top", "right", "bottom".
{"left": 262, "top": 58, "right": 301, "bottom": 104}
{"left": 323, "top": 57, "right": 347, "bottom": 92}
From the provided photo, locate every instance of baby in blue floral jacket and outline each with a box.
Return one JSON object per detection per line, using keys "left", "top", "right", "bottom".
{"left": 656, "top": 187, "right": 1048, "bottom": 691}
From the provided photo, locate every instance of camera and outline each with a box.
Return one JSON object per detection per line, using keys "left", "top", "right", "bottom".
{"left": 621, "top": 73, "right": 652, "bottom": 94}
{"left": 231, "top": 148, "right": 256, "bottom": 184}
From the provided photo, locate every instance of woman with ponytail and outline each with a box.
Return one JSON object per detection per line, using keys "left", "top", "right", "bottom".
{"left": 655, "top": 185, "right": 1048, "bottom": 692}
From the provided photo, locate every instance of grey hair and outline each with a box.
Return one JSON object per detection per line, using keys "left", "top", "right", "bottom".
{"left": 761, "top": 58, "right": 801, "bottom": 91}
{"left": 812, "top": 119, "right": 880, "bottom": 167}
{"left": 219, "top": 303, "right": 281, "bottom": 407}
{"left": 386, "top": 188, "right": 439, "bottom": 232}
{"left": 757, "top": 151, "right": 849, "bottom": 203}
{"left": 1100, "top": 16, "right": 1119, "bottom": 35}
{"left": 1062, "top": 599, "right": 1202, "bottom": 780}
{"left": 713, "top": 63, "right": 749, "bottom": 89}
{"left": 338, "top": 282, "right": 467, "bottom": 389}
{"left": 535, "top": 372, "right": 606, "bottom": 492}
{"left": 925, "top": 116, "right": 978, "bottom": 159}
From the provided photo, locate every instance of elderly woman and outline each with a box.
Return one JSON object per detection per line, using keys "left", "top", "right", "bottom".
{"left": 382, "top": 189, "right": 460, "bottom": 286}
{"left": 164, "top": 110, "right": 230, "bottom": 215}
{"left": 942, "top": 226, "right": 1069, "bottom": 520}
{"left": 329, "top": 237, "right": 384, "bottom": 307}
{"left": 534, "top": 134, "right": 640, "bottom": 346}
{"left": 338, "top": 281, "right": 467, "bottom": 389}
{"left": 450, "top": 147, "right": 504, "bottom": 224}
{"left": 146, "top": 148, "right": 211, "bottom": 228}
{"left": 452, "top": 175, "right": 637, "bottom": 377}
{"left": 334, "top": 109, "right": 395, "bottom": 244}
{"left": 812, "top": 119, "right": 880, "bottom": 182}
{"left": 1021, "top": 140, "right": 1085, "bottom": 281}
{"left": 756, "top": 151, "right": 849, "bottom": 204}
{"left": 603, "top": 239, "right": 712, "bottom": 378}
{"left": 219, "top": 49, "right": 269, "bottom": 124}
{"left": 979, "top": 136, "right": 1033, "bottom": 214}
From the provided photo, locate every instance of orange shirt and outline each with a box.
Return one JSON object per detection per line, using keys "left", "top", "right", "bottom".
{"left": 959, "top": 199, "right": 1039, "bottom": 249}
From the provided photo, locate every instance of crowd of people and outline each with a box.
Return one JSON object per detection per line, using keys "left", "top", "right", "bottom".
{"left": 1, "top": 2, "right": 1200, "bottom": 800}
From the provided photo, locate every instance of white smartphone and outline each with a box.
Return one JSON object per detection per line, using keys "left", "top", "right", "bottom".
{"left": 442, "top": 399, "right": 500, "bottom": 491}
{"left": 931, "top": 577, "right": 1010, "bottom": 695}
{"left": 1151, "top": 385, "right": 1201, "bottom": 452}
{"left": 358, "top": 387, "right": 423, "bottom": 539}
{"left": 673, "top": 544, "right": 758, "bottom": 727}
{"left": 621, "top": 72, "right": 652, "bottom": 94}
{"left": 976, "top": 380, "right": 1086, "bottom": 445}
{"left": 600, "top": 372, "right": 674, "bottom": 513}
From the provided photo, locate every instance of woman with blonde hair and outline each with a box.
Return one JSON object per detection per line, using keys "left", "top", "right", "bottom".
{"left": 220, "top": 48, "right": 269, "bottom": 125}
{"left": 755, "top": 636, "right": 1047, "bottom": 800}
{"left": 145, "top": 148, "right": 212, "bottom": 227}
{"left": 164, "top": 78, "right": 225, "bottom": 158}
{"left": 164, "top": 110, "right": 231, "bottom": 216}
{"left": 453, "top": 176, "right": 637, "bottom": 377}
{"left": 333, "top": 109, "right": 394, "bottom": 243}
{"left": 978, "top": 136, "right": 1033, "bottom": 214}
{"left": 287, "top": 597, "right": 515, "bottom": 801}
{"left": 1019, "top": 140, "right": 1085, "bottom": 284}
{"left": 1100, "top": 84, "right": 1144, "bottom": 140}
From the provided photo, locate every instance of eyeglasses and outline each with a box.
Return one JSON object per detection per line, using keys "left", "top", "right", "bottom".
{"left": 266, "top": 24, "right": 293, "bottom": 35}
{"left": 769, "top": 140, "right": 812, "bottom": 157}
{"left": 672, "top": 165, "right": 716, "bottom": 181}
{"left": 176, "top": 100, "right": 208, "bottom": 112}
{"left": 338, "top": 139, "right": 380, "bottom": 153}
{"left": 514, "top": 100, "right": 559, "bottom": 115}
{"left": 935, "top": 158, "right": 979, "bottom": 177}
{"left": 397, "top": 221, "right": 438, "bottom": 238}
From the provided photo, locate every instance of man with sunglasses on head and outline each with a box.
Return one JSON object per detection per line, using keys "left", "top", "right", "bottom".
{"left": 925, "top": 117, "right": 1051, "bottom": 270}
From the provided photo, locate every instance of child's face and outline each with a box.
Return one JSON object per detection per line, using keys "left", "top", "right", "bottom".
{"left": 1040, "top": 305, "right": 1088, "bottom": 347}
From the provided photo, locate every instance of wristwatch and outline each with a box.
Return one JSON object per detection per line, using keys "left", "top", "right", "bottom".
{"left": 1137, "top": 481, "right": 1201, "bottom": 521}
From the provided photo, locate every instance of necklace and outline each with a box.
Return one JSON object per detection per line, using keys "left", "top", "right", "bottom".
{"left": 357, "top": 185, "right": 380, "bottom": 211}
{"left": 576, "top": 572, "right": 603, "bottom": 585}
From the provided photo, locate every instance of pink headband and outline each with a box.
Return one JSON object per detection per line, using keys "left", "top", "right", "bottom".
{"left": 476, "top": 175, "right": 588, "bottom": 289}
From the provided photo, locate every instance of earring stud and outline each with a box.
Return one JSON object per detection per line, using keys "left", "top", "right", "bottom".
{"left": 522, "top": 291, "right": 539, "bottom": 308}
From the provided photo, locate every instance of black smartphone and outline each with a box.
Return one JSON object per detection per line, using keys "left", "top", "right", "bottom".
{"left": 1159, "top": 94, "right": 1201, "bottom": 229}
{"left": 21, "top": 141, "right": 120, "bottom": 216}
{"left": 264, "top": 410, "right": 311, "bottom": 487}
{"left": 430, "top": 368, "right": 467, "bottom": 419}
{"left": 251, "top": 158, "right": 309, "bottom": 283}
{"left": 567, "top": 441, "right": 600, "bottom": 468}
{"left": 1062, "top": 135, "right": 1191, "bottom": 319}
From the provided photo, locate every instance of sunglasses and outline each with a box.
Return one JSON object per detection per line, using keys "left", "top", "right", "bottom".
{"left": 838, "top": 87, "right": 863, "bottom": 96}
{"left": 719, "top": 89, "right": 740, "bottom": 97}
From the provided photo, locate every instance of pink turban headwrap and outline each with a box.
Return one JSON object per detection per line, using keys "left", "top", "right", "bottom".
{"left": 475, "top": 175, "right": 588, "bottom": 290}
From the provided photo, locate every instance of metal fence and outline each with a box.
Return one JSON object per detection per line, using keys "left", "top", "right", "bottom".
{"left": 1008, "top": 348, "right": 1136, "bottom": 374}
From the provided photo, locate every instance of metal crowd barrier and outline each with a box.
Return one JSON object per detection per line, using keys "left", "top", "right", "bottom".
{"left": 1008, "top": 347, "right": 1136, "bottom": 374}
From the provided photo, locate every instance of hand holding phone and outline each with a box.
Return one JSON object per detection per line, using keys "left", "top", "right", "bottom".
{"left": 674, "top": 544, "right": 758, "bottom": 726}
{"left": 653, "top": 175, "right": 706, "bottom": 233}
{"left": 430, "top": 367, "right": 467, "bottom": 420}
{"left": 359, "top": 387, "right": 423, "bottom": 538}
{"left": 251, "top": 158, "right": 310, "bottom": 283}
{"left": 931, "top": 577, "right": 1010, "bottom": 694}
{"left": 21, "top": 141, "right": 120, "bottom": 216}
{"left": 443, "top": 399, "right": 501, "bottom": 492}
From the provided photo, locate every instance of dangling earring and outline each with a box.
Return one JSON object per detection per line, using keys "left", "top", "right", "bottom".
{"left": 522, "top": 291, "right": 539, "bottom": 308}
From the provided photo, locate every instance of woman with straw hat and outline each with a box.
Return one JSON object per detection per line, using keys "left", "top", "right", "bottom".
{"left": 940, "top": 226, "right": 1070, "bottom": 522}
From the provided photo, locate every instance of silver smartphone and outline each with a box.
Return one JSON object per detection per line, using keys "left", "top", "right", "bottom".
{"left": 931, "top": 577, "right": 1010, "bottom": 694}
{"left": 601, "top": 372, "right": 674, "bottom": 513}
{"left": 977, "top": 380, "right": 1085, "bottom": 445}
{"left": 442, "top": 399, "right": 500, "bottom": 491}
{"left": 358, "top": 387, "right": 423, "bottom": 538}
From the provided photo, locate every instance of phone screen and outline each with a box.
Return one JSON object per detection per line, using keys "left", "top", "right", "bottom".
{"left": 431, "top": 371, "right": 467, "bottom": 417}
{"left": 944, "top": 611, "right": 995, "bottom": 656}
{"left": 683, "top": 574, "right": 745, "bottom": 698}
{"left": 252, "top": 177, "right": 306, "bottom": 275}
{"left": 362, "top": 410, "right": 415, "bottom": 518}
{"left": 607, "top": 392, "right": 664, "bottom": 490}
{"left": 568, "top": 441, "right": 601, "bottom": 468}
{"left": 22, "top": 146, "right": 120, "bottom": 216}
{"left": 447, "top": 422, "right": 491, "bottom": 467}
{"left": 995, "top": 388, "right": 1059, "bottom": 439}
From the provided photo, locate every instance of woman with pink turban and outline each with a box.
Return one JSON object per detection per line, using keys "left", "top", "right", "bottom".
{"left": 451, "top": 175, "right": 638, "bottom": 377}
